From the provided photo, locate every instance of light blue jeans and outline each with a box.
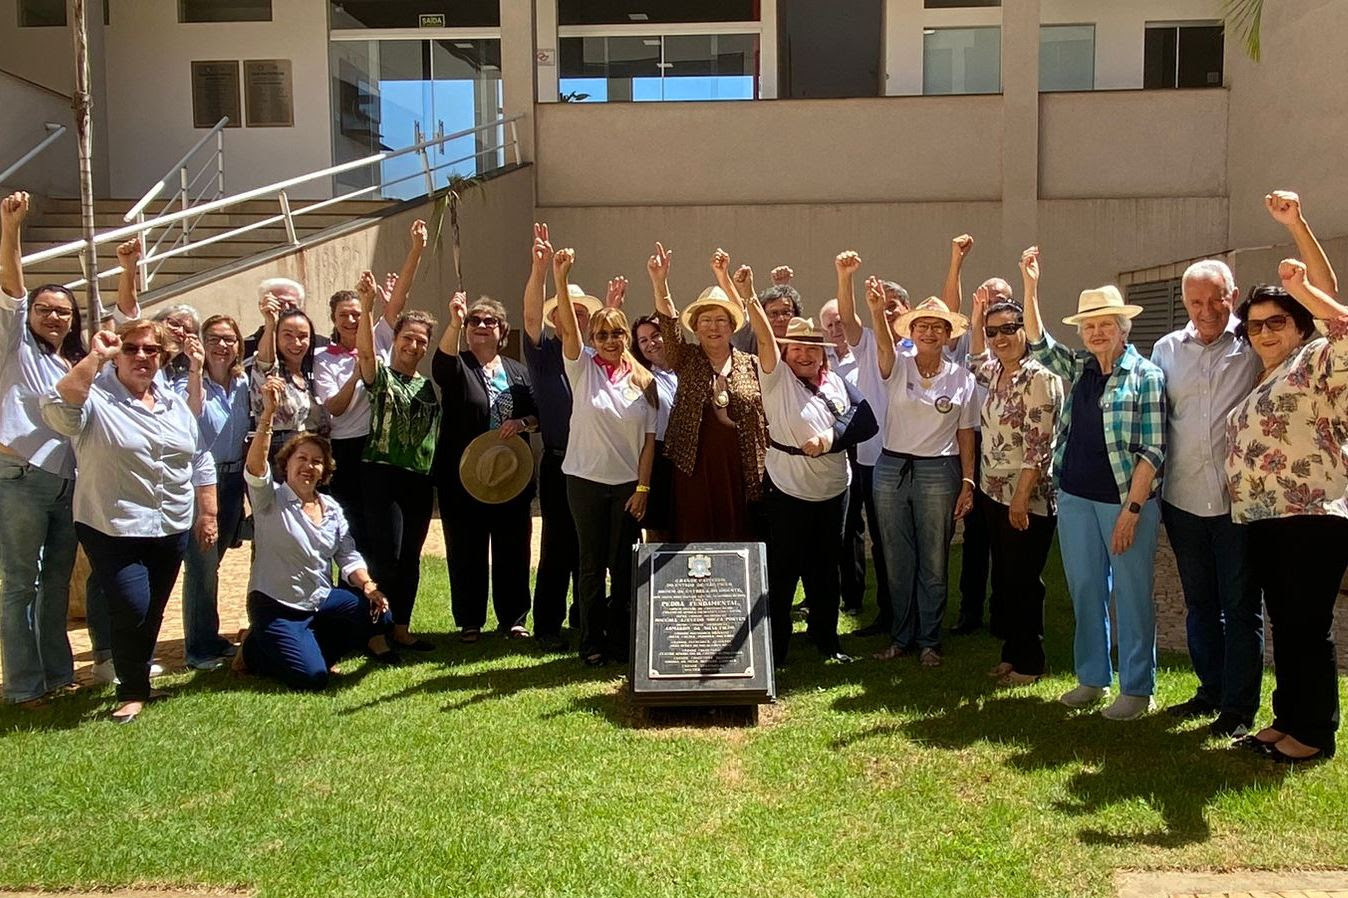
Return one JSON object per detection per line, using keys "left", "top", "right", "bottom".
{"left": 1057, "top": 490, "right": 1160, "bottom": 697}
{"left": 180, "top": 468, "right": 244, "bottom": 666}
{"left": 872, "top": 453, "right": 960, "bottom": 650}
{"left": 0, "top": 455, "right": 77, "bottom": 702}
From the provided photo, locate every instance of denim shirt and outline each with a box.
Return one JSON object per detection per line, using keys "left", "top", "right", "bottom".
{"left": 0, "top": 291, "right": 76, "bottom": 478}
{"left": 42, "top": 366, "right": 216, "bottom": 537}
{"left": 173, "top": 372, "right": 251, "bottom": 465}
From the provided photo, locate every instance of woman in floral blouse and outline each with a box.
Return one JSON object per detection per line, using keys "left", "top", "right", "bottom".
{"left": 967, "top": 276, "right": 1063, "bottom": 686}
{"left": 1225, "top": 257, "right": 1348, "bottom": 764}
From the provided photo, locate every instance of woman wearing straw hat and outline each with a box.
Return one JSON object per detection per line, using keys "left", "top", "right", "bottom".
{"left": 742, "top": 270, "right": 878, "bottom": 665}
{"left": 433, "top": 291, "right": 541, "bottom": 645}
{"left": 553, "top": 246, "right": 658, "bottom": 667}
{"left": 866, "top": 285, "right": 979, "bottom": 669}
{"left": 648, "top": 244, "right": 768, "bottom": 542}
{"left": 1023, "top": 247, "right": 1166, "bottom": 721}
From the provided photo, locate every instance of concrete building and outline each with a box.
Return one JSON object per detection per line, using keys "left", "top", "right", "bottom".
{"left": 0, "top": 0, "right": 1344, "bottom": 342}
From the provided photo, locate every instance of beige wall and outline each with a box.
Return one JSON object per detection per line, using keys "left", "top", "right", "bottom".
{"left": 1039, "top": 89, "right": 1228, "bottom": 199}
{"left": 0, "top": 73, "right": 78, "bottom": 197}
{"left": 159, "top": 167, "right": 536, "bottom": 365}
{"left": 534, "top": 95, "right": 1003, "bottom": 207}
{"left": 0, "top": 0, "right": 76, "bottom": 95}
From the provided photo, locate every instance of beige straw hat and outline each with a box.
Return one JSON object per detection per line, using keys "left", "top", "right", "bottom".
{"left": 459, "top": 431, "right": 534, "bottom": 504}
{"left": 541, "top": 283, "right": 603, "bottom": 329}
{"left": 1061, "top": 285, "right": 1143, "bottom": 325}
{"left": 680, "top": 285, "right": 747, "bottom": 333}
{"left": 775, "top": 317, "right": 829, "bottom": 346}
{"left": 893, "top": 297, "right": 969, "bottom": 339}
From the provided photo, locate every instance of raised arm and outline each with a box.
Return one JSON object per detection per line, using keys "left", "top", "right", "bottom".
{"left": 183, "top": 333, "right": 206, "bottom": 417}
{"left": 735, "top": 263, "right": 777, "bottom": 375}
{"left": 114, "top": 237, "right": 142, "bottom": 319}
{"left": 648, "top": 241, "right": 675, "bottom": 319}
{"left": 438, "top": 292, "right": 467, "bottom": 356}
{"left": 355, "top": 270, "right": 384, "bottom": 385}
{"left": 0, "top": 191, "right": 28, "bottom": 299}
{"left": 834, "top": 251, "right": 864, "bottom": 346}
{"left": 522, "top": 222, "right": 552, "bottom": 344}
{"left": 941, "top": 234, "right": 973, "bottom": 315}
{"left": 246, "top": 377, "right": 283, "bottom": 478}
{"left": 1279, "top": 258, "right": 1348, "bottom": 320}
{"left": 968, "top": 285, "right": 989, "bottom": 358}
{"left": 383, "top": 218, "right": 427, "bottom": 327}
{"left": 1266, "top": 191, "right": 1337, "bottom": 298}
{"left": 604, "top": 275, "right": 628, "bottom": 311}
{"left": 254, "top": 291, "right": 282, "bottom": 368}
{"left": 53, "top": 330, "right": 119, "bottom": 406}
{"left": 552, "top": 248, "right": 582, "bottom": 361}
{"left": 1020, "top": 246, "right": 1043, "bottom": 343}
{"left": 865, "top": 276, "right": 895, "bottom": 380}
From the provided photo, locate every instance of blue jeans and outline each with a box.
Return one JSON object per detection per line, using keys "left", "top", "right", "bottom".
{"left": 1161, "top": 501, "right": 1263, "bottom": 717}
{"left": 1057, "top": 491, "right": 1160, "bottom": 697}
{"left": 181, "top": 467, "right": 245, "bottom": 666}
{"left": 872, "top": 453, "right": 960, "bottom": 650}
{"left": 0, "top": 456, "right": 77, "bottom": 703}
{"left": 242, "top": 589, "right": 392, "bottom": 691}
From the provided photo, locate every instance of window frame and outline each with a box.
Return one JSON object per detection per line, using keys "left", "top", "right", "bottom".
{"left": 1143, "top": 20, "right": 1225, "bottom": 90}
{"left": 178, "top": 0, "right": 273, "bottom": 25}
{"left": 921, "top": 25, "right": 1003, "bottom": 96}
{"left": 1038, "top": 23, "right": 1095, "bottom": 93}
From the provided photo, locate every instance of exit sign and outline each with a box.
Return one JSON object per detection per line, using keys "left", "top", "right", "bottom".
{"left": 418, "top": 13, "right": 446, "bottom": 27}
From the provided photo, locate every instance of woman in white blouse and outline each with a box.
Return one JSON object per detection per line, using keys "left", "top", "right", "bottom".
{"left": 866, "top": 288, "right": 978, "bottom": 669}
{"left": 552, "top": 245, "right": 657, "bottom": 668}
{"left": 739, "top": 266, "right": 877, "bottom": 665}
{"left": 1225, "top": 258, "right": 1348, "bottom": 763}
{"left": 632, "top": 312, "right": 678, "bottom": 541}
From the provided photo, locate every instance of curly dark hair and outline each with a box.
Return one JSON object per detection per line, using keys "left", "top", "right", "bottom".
{"left": 1234, "top": 285, "right": 1316, "bottom": 343}
{"left": 274, "top": 433, "right": 336, "bottom": 488}
{"left": 759, "top": 284, "right": 803, "bottom": 318}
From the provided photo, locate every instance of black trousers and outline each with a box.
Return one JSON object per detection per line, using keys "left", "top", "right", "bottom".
{"left": 566, "top": 475, "right": 641, "bottom": 661}
{"left": 534, "top": 451, "right": 579, "bottom": 637}
{"left": 1249, "top": 515, "right": 1348, "bottom": 755}
{"left": 841, "top": 461, "right": 889, "bottom": 618}
{"left": 957, "top": 432, "right": 992, "bottom": 628}
{"left": 765, "top": 477, "right": 846, "bottom": 663}
{"left": 982, "top": 491, "right": 1056, "bottom": 676}
{"left": 440, "top": 481, "right": 532, "bottom": 632}
{"left": 328, "top": 435, "right": 370, "bottom": 556}
{"left": 361, "top": 462, "right": 434, "bottom": 627}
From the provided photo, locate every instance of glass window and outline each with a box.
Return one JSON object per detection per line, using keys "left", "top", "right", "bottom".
{"left": 559, "top": 34, "right": 756, "bottom": 102}
{"left": 778, "top": 0, "right": 882, "bottom": 99}
{"left": 558, "top": 1, "right": 757, "bottom": 26}
{"left": 180, "top": 0, "right": 272, "bottom": 23}
{"left": 1144, "top": 24, "right": 1223, "bottom": 89}
{"left": 923, "top": 27, "right": 1001, "bottom": 95}
{"left": 18, "top": 0, "right": 64, "bottom": 26}
{"left": 1040, "top": 24, "right": 1094, "bottom": 92}
{"left": 329, "top": 1, "right": 499, "bottom": 29}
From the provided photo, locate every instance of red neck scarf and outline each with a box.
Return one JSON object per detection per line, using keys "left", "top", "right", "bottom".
{"left": 592, "top": 353, "right": 630, "bottom": 384}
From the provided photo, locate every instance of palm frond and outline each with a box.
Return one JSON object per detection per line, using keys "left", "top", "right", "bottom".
{"left": 1223, "top": 0, "right": 1263, "bottom": 62}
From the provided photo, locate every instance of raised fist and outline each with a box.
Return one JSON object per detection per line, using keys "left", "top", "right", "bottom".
{"left": 410, "top": 218, "right": 428, "bottom": 248}
{"left": 552, "top": 247, "right": 575, "bottom": 280}
{"left": 770, "top": 265, "right": 794, "bottom": 286}
{"left": 449, "top": 292, "right": 467, "bottom": 326}
{"left": 647, "top": 241, "right": 672, "bottom": 282}
{"left": 711, "top": 248, "right": 730, "bottom": 275}
{"left": 90, "top": 330, "right": 120, "bottom": 362}
{"left": 1019, "top": 246, "right": 1040, "bottom": 285}
{"left": 0, "top": 192, "right": 29, "bottom": 229}
{"left": 952, "top": 234, "right": 974, "bottom": 259}
{"left": 1278, "top": 257, "right": 1308, "bottom": 291}
{"left": 835, "top": 251, "right": 861, "bottom": 276}
{"left": 1265, "top": 191, "right": 1302, "bottom": 227}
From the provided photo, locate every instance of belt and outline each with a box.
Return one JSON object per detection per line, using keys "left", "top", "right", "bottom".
{"left": 769, "top": 439, "right": 806, "bottom": 457}
{"left": 216, "top": 460, "right": 245, "bottom": 474}
{"left": 545, "top": 447, "right": 567, "bottom": 459}
{"left": 880, "top": 449, "right": 945, "bottom": 461}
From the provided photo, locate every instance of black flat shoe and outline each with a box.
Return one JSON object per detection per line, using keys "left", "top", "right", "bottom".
{"left": 1233, "top": 734, "right": 1278, "bottom": 756}
{"left": 396, "top": 637, "right": 436, "bottom": 652}
{"left": 1209, "top": 712, "right": 1254, "bottom": 738}
{"left": 822, "top": 651, "right": 855, "bottom": 664}
{"left": 1167, "top": 696, "right": 1217, "bottom": 720}
{"left": 367, "top": 649, "right": 403, "bottom": 666}
{"left": 1270, "top": 746, "right": 1331, "bottom": 765}
{"left": 582, "top": 653, "right": 607, "bottom": 667}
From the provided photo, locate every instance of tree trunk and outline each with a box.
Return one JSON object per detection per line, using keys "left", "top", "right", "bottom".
{"left": 450, "top": 191, "right": 463, "bottom": 291}
{"left": 70, "top": 0, "right": 102, "bottom": 338}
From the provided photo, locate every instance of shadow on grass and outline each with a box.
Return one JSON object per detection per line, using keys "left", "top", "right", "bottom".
{"left": 836, "top": 690, "right": 1291, "bottom": 848}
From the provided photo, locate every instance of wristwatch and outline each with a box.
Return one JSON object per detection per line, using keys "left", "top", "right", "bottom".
{"left": 1127, "top": 501, "right": 1142, "bottom": 513}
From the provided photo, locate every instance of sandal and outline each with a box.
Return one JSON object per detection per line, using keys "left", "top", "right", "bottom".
{"left": 459, "top": 628, "right": 481, "bottom": 644}
{"left": 506, "top": 625, "right": 531, "bottom": 640}
{"left": 987, "top": 662, "right": 1014, "bottom": 679}
{"left": 872, "top": 643, "right": 909, "bottom": 661}
{"left": 997, "top": 670, "right": 1040, "bottom": 687}
{"left": 583, "top": 653, "right": 606, "bottom": 667}
{"left": 920, "top": 648, "right": 943, "bottom": 668}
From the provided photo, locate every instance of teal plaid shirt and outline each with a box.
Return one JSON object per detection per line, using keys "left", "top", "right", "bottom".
{"left": 1029, "top": 332, "right": 1167, "bottom": 503}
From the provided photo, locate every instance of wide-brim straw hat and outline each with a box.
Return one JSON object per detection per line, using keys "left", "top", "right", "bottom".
{"left": 775, "top": 316, "right": 829, "bottom": 347}
{"left": 680, "top": 285, "right": 746, "bottom": 333}
{"left": 894, "top": 297, "right": 969, "bottom": 339}
{"left": 542, "top": 283, "right": 603, "bottom": 329}
{"left": 1062, "top": 285, "right": 1143, "bottom": 325}
{"left": 459, "top": 431, "right": 534, "bottom": 504}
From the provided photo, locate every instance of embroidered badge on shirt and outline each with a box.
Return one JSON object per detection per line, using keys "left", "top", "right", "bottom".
{"left": 935, "top": 396, "right": 954, "bottom": 414}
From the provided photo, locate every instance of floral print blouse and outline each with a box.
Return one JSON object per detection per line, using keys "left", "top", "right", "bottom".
{"left": 1225, "top": 316, "right": 1348, "bottom": 523}
{"left": 970, "top": 353, "right": 1064, "bottom": 516}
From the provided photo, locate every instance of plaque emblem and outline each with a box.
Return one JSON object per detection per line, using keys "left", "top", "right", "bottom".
{"left": 687, "top": 554, "right": 713, "bottom": 578}
{"left": 934, "top": 395, "right": 953, "bottom": 414}
{"left": 623, "top": 385, "right": 640, "bottom": 401}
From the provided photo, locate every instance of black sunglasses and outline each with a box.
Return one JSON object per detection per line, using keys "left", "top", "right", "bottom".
{"left": 1245, "top": 314, "right": 1292, "bottom": 336}
{"left": 984, "top": 323, "right": 1023, "bottom": 338}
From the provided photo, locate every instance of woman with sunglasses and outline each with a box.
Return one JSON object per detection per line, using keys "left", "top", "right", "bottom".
{"left": 966, "top": 279, "right": 1063, "bottom": 687}
{"left": 175, "top": 314, "right": 250, "bottom": 670}
{"left": 553, "top": 245, "right": 657, "bottom": 667}
{"left": 44, "top": 319, "right": 216, "bottom": 723}
{"left": 433, "top": 292, "right": 539, "bottom": 644}
{"left": 0, "top": 191, "right": 87, "bottom": 708}
{"left": 1225, "top": 245, "right": 1348, "bottom": 763}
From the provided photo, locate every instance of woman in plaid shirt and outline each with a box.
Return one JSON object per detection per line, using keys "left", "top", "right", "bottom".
{"left": 1024, "top": 248, "right": 1167, "bottom": 722}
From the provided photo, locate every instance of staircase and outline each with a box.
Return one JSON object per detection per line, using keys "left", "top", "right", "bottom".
{"left": 22, "top": 196, "right": 398, "bottom": 294}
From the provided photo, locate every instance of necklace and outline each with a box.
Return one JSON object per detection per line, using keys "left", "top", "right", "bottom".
{"left": 915, "top": 357, "right": 941, "bottom": 387}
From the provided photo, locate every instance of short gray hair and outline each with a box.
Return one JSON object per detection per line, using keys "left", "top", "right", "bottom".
{"left": 1076, "top": 314, "right": 1132, "bottom": 339}
{"left": 1182, "top": 259, "right": 1235, "bottom": 296}
{"left": 153, "top": 303, "right": 200, "bottom": 332}
{"left": 257, "top": 276, "right": 305, "bottom": 303}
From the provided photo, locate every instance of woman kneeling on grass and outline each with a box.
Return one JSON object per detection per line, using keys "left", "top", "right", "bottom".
{"left": 234, "top": 378, "right": 399, "bottom": 690}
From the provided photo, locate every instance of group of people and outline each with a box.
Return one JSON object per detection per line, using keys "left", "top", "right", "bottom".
{"left": 0, "top": 187, "right": 1344, "bottom": 767}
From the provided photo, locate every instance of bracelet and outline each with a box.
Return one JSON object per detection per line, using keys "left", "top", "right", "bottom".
{"left": 961, "top": 477, "right": 976, "bottom": 488}
{"left": 635, "top": 484, "right": 650, "bottom": 493}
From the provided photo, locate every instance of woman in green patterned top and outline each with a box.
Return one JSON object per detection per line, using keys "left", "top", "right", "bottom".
{"left": 356, "top": 270, "right": 442, "bottom": 651}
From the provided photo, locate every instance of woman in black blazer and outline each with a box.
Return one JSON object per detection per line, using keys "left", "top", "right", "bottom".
{"left": 433, "top": 293, "right": 540, "bottom": 644}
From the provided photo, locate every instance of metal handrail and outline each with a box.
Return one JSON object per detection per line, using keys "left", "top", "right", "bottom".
{"left": 124, "top": 117, "right": 229, "bottom": 222}
{"left": 0, "top": 123, "right": 67, "bottom": 184}
{"left": 24, "top": 114, "right": 522, "bottom": 290}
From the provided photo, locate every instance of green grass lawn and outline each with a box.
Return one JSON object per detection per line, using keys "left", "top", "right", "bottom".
{"left": 2, "top": 546, "right": 1346, "bottom": 898}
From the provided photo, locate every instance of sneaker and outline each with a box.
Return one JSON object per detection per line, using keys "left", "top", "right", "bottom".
{"left": 1101, "top": 694, "right": 1155, "bottom": 721}
{"left": 149, "top": 661, "right": 165, "bottom": 678}
{"left": 1166, "top": 696, "right": 1217, "bottom": 719}
{"left": 1209, "top": 712, "right": 1254, "bottom": 739}
{"left": 188, "top": 656, "right": 229, "bottom": 672}
{"left": 1059, "top": 684, "right": 1109, "bottom": 708}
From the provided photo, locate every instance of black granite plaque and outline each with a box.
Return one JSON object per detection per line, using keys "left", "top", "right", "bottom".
{"left": 631, "top": 543, "right": 775, "bottom": 707}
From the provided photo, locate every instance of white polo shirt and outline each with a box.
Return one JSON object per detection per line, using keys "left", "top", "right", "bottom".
{"left": 762, "top": 360, "right": 851, "bottom": 502}
{"left": 562, "top": 347, "right": 657, "bottom": 485}
{"left": 882, "top": 346, "right": 979, "bottom": 457}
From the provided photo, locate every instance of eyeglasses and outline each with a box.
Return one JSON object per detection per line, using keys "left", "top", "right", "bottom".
{"left": 120, "top": 343, "right": 162, "bottom": 357}
{"left": 984, "top": 323, "right": 1023, "bottom": 338}
{"left": 1245, "top": 314, "right": 1292, "bottom": 336}
{"left": 32, "top": 304, "right": 73, "bottom": 320}
{"left": 466, "top": 315, "right": 500, "bottom": 328}
{"left": 205, "top": 335, "right": 238, "bottom": 347}
{"left": 911, "top": 321, "right": 950, "bottom": 334}
{"left": 593, "top": 329, "right": 627, "bottom": 342}
{"left": 766, "top": 308, "right": 795, "bottom": 320}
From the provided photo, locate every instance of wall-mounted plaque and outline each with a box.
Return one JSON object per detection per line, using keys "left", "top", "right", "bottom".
{"left": 243, "top": 59, "right": 294, "bottom": 128}
{"left": 190, "top": 61, "right": 241, "bottom": 129}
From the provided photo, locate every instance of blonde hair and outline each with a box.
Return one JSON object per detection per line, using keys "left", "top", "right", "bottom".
{"left": 590, "top": 308, "right": 657, "bottom": 407}
{"left": 115, "top": 318, "right": 173, "bottom": 367}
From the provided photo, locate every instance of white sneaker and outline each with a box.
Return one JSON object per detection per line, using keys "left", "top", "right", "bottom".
{"left": 91, "top": 659, "right": 116, "bottom": 685}
{"left": 1101, "top": 694, "right": 1155, "bottom": 721}
{"left": 1059, "top": 684, "right": 1109, "bottom": 708}
{"left": 149, "top": 661, "right": 165, "bottom": 678}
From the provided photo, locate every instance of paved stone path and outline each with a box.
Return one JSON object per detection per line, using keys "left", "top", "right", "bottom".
{"left": 1116, "top": 870, "right": 1348, "bottom": 898}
